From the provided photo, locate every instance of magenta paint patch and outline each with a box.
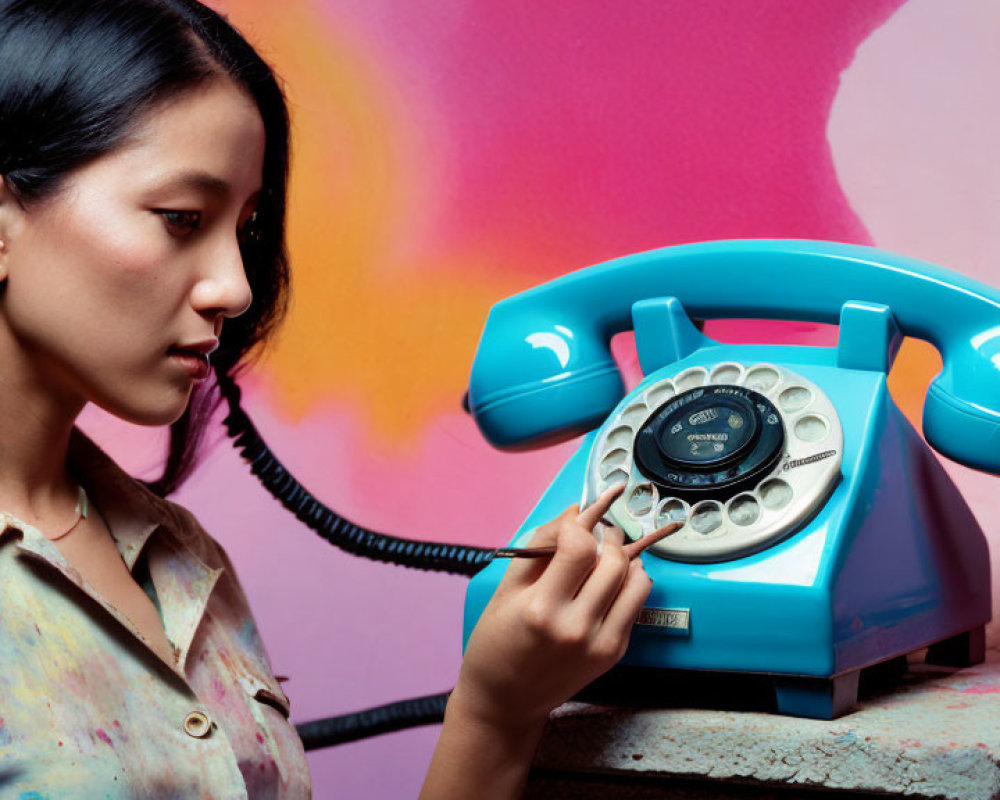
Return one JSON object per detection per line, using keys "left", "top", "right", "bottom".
{"left": 323, "top": 0, "right": 903, "bottom": 280}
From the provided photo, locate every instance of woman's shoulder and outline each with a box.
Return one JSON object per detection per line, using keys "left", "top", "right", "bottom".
{"left": 155, "top": 496, "right": 229, "bottom": 566}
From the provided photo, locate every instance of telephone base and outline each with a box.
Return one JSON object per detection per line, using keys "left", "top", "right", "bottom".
{"left": 465, "top": 317, "right": 995, "bottom": 720}
{"left": 576, "top": 635, "right": 985, "bottom": 721}
{"left": 774, "top": 625, "right": 987, "bottom": 718}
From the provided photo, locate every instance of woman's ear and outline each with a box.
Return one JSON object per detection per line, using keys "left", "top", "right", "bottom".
{"left": 0, "top": 195, "right": 6, "bottom": 283}
{"left": 0, "top": 178, "right": 14, "bottom": 282}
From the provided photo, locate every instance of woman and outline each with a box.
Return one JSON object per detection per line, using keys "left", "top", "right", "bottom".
{"left": 0, "top": 1, "right": 653, "bottom": 797}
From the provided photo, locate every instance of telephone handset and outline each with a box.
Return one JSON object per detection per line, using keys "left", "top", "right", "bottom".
{"left": 463, "top": 239, "right": 998, "bottom": 719}
{"left": 468, "top": 238, "right": 1000, "bottom": 472}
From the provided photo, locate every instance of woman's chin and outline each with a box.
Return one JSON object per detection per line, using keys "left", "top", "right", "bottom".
{"left": 94, "top": 389, "right": 194, "bottom": 429}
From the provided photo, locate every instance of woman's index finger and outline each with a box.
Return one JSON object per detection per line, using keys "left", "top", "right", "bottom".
{"left": 576, "top": 484, "right": 626, "bottom": 531}
{"left": 622, "top": 521, "right": 685, "bottom": 559}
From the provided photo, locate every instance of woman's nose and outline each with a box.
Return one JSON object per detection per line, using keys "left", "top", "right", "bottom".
{"left": 191, "top": 238, "right": 253, "bottom": 319}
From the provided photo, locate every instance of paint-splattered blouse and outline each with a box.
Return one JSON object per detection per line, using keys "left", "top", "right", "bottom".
{"left": 0, "top": 431, "right": 312, "bottom": 798}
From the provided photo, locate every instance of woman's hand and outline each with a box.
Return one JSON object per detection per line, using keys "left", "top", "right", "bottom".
{"left": 420, "top": 485, "right": 659, "bottom": 799}
{"left": 452, "top": 484, "right": 653, "bottom": 731}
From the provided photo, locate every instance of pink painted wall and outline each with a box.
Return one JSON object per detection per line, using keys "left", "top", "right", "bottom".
{"left": 80, "top": 1, "right": 1000, "bottom": 797}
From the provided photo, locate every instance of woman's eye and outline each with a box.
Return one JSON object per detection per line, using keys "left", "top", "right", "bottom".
{"left": 154, "top": 209, "right": 202, "bottom": 237}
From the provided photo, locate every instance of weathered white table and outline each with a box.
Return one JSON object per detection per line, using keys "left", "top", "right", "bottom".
{"left": 526, "top": 638, "right": 1000, "bottom": 799}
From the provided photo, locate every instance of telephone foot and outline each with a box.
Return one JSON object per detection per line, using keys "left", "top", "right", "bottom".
{"left": 925, "top": 625, "right": 986, "bottom": 668}
{"left": 772, "top": 671, "right": 860, "bottom": 720}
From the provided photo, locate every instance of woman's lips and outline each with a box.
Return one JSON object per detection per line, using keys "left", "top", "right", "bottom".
{"left": 168, "top": 348, "right": 211, "bottom": 381}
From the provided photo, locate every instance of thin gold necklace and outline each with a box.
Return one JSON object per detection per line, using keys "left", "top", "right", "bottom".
{"left": 47, "top": 485, "right": 89, "bottom": 541}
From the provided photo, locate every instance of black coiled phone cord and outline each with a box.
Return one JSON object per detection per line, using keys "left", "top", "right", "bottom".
{"left": 217, "top": 372, "right": 496, "bottom": 577}
{"left": 294, "top": 691, "right": 451, "bottom": 751}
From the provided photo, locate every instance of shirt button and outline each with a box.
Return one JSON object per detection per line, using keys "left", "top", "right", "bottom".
{"left": 184, "top": 710, "right": 212, "bottom": 739}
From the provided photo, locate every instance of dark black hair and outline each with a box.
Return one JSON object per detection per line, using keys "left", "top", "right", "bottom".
{"left": 0, "top": 0, "right": 290, "bottom": 495}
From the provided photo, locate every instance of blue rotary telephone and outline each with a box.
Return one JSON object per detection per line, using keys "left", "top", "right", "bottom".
{"left": 462, "top": 239, "right": 999, "bottom": 719}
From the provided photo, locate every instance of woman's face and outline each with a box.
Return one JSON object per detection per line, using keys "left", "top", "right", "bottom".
{"left": 0, "top": 78, "right": 264, "bottom": 426}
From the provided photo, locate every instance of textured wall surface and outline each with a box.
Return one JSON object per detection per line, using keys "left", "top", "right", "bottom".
{"left": 79, "top": 1, "right": 1000, "bottom": 797}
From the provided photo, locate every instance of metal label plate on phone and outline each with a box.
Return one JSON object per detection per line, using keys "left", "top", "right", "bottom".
{"left": 636, "top": 607, "right": 690, "bottom": 636}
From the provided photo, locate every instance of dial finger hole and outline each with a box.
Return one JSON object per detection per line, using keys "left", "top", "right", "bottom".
{"left": 626, "top": 483, "right": 657, "bottom": 517}
{"left": 759, "top": 478, "right": 793, "bottom": 510}
{"left": 605, "top": 425, "right": 633, "bottom": 450}
{"left": 621, "top": 402, "right": 649, "bottom": 428}
{"left": 794, "top": 413, "right": 829, "bottom": 443}
{"left": 690, "top": 501, "right": 723, "bottom": 534}
{"left": 727, "top": 494, "right": 760, "bottom": 526}
{"left": 645, "top": 381, "right": 676, "bottom": 410}
{"left": 598, "top": 448, "right": 630, "bottom": 479}
{"left": 710, "top": 363, "right": 743, "bottom": 385}
{"left": 601, "top": 468, "right": 630, "bottom": 491}
{"left": 745, "top": 366, "right": 780, "bottom": 393}
{"left": 779, "top": 385, "right": 812, "bottom": 413}
{"left": 655, "top": 498, "right": 688, "bottom": 528}
{"left": 674, "top": 367, "right": 709, "bottom": 391}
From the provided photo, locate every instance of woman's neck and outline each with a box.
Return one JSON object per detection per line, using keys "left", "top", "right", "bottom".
{"left": 0, "top": 328, "right": 84, "bottom": 520}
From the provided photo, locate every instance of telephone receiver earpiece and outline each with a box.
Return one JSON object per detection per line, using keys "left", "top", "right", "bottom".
{"left": 468, "top": 240, "right": 1000, "bottom": 475}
